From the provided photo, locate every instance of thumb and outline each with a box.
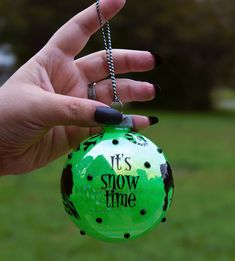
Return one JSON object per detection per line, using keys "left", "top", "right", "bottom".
{"left": 35, "top": 92, "right": 123, "bottom": 127}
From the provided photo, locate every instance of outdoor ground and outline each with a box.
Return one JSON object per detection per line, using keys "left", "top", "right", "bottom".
{"left": 0, "top": 111, "right": 235, "bottom": 261}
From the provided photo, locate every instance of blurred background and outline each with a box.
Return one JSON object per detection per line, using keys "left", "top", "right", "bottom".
{"left": 0, "top": 0, "right": 235, "bottom": 260}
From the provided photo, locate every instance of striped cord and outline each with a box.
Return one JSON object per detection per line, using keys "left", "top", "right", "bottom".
{"left": 96, "top": 0, "right": 120, "bottom": 104}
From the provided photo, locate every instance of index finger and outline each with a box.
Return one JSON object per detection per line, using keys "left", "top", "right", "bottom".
{"left": 48, "top": 0, "right": 126, "bottom": 57}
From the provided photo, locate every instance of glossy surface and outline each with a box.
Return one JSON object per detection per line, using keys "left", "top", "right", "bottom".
{"left": 61, "top": 127, "right": 174, "bottom": 242}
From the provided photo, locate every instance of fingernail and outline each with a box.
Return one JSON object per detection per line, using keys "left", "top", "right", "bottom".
{"left": 94, "top": 107, "right": 123, "bottom": 125}
{"left": 148, "top": 116, "right": 159, "bottom": 125}
{"left": 153, "top": 83, "right": 161, "bottom": 94}
{"left": 150, "top": 52, "right": 163, "bottom": 67}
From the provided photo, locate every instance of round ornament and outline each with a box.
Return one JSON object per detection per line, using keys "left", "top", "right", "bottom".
{"left": 61, "top": 124, "right": 174, "bottom": 242}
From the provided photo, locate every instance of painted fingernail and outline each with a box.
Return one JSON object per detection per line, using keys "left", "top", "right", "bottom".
{"left": 94, "top": 107, "right": 123, "bottom": 125}
{"left": 150, "top": 52, "right": 163, "bottom": 67}
{"left": 153, "top": 83, "right": 161, "bottom": 94}
{"left": 148, "top": 116, "right": 159, "bottom": 125}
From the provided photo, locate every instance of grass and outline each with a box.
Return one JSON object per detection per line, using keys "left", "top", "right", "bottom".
{"left": 0, "top": 111, "right": 235, "bottom": 261}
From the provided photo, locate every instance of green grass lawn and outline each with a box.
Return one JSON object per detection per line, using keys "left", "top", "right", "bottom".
{"left": 1, "top": 111, "right": 235, "bottom": 261}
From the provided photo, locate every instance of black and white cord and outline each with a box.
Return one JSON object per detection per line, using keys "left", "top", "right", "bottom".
{"left": 96, "top": 0, "right": 123, "bottom": 111}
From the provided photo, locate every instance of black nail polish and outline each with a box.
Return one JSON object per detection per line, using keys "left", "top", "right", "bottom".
{"left": 149, "top": 116, "right": 159, "bottom": 125}
{"left": 153, "top": 83, "right": 161, "bottom": 94}
{"left": 94, "top": 107, "right": 123, "bottom": 125}
{"left": 150, "top": 52, "right": 163, "bottom": 67}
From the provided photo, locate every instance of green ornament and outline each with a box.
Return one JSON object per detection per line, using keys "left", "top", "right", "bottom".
{"left": 61, "top": 122, "right": 174, "bottom": 242}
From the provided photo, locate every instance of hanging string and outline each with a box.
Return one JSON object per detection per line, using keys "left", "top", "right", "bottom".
{"left": 96, "top": 0, "right": 123, "bottom": 112}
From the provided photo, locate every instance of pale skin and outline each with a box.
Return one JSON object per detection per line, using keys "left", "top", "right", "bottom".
{"left": 0, "top": 0, "right": 159, "bottom": 176}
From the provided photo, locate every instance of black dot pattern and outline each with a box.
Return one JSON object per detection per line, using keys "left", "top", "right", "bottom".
{"left": 157, "top": 148, "right": 163, "bottom": 153}
{"left": 68, "top": 153, "right": 72, "bottom": 159}
{"left": 144, "top": 162, "right": 151, "bottom": 168}
{"left": 124, "top": 233, "right": 130, "bottom": 239}
{"left": 87, "top": 175, "right": 93, "bottom": 181}
{"left": 112, "top": 139, "right": 119, "bottom": 145}
{"left": 96, "top": 218, "right": 103, "bottom": 223}
{"left": 140, "top": 209, "right": 147, "bottom": 216}
{"left": 161, "top": 217, "right": 167, "bottom": 223}
{"left": 80, "top": 230, "right": 86, "bottom": 236}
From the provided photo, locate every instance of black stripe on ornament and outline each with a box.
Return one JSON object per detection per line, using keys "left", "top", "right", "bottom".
{"left": 160, "top": 162, "right": 174, "bottom": 211}
{"left": 61, "top": 164, "right": 80, "bottom": 220}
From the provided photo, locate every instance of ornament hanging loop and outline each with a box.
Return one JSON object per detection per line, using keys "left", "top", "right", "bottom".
{"left": 111, "top": 98, "right": 123, "bottom": 113}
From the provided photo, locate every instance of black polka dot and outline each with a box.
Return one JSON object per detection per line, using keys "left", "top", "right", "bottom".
{"left": 68, "top": 153, "right": 72, "bottom": 159}
{"left": 80, "top": 230, "right": 86, "bottom": 236}
{"left": 144, "top": 162, "right": 151, "bottom": 168}
{"left": 96, "top": 218, "right": 103, "bottom": 223}
{"left": 140, "top": 209, "right": 147, "bottom": 216}
{"left": 112, "top": 139, "right": 119, "bottom": 145}
{"left": 87, "top": 175, "right": 93, "bottom": 181}
{"left": 124, "top": 233, "right": 130, "bottom": 239}
{"left": 161, "top": 217, "right": 166, "bottom": 223}
{"left": 157, "top": 148, "right": 163, "bottom": 153}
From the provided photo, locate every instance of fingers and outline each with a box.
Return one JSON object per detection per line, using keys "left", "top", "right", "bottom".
{"left": 35, "top": 90, "right": 158, "bottom": 135}
{"left": 35, "top": 92, "right": 123, "bottom": 127}
{"left": 48, "top": 0, "right": 126, "bottom": 56}
{"left": 87, "top": 115, "right": 159, "bottom": 137}
{"left": 95, "top": 78, "right": 157, "bottom": 105}
{"left": 131, "top": 115, "right": 159, "bottom": 131}
{"left": 76, "top": 50, "right": 157, "bottom": 82}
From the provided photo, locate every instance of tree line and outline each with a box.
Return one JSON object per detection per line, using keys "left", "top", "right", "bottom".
{"left": 0, "top": 0, "right": 234, "bottom": 110}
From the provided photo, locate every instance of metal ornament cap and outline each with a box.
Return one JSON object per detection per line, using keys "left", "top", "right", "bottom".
{"left": 61, "top": 125, "right": 174, "bottom": 242}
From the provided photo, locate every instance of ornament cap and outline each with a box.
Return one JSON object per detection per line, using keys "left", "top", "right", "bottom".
{"left": 104, "top": 114, "right": 133, "bottom": 131}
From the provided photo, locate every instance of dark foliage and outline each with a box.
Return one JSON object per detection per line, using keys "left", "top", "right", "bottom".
{"left": 0, "top": 0, "right": 234, "bottom": 110}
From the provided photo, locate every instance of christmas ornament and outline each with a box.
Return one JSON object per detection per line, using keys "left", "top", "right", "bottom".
{"left": 61, "top": 118, "right": 174, "bottom": 242}
{"left": 60, "top": 0, "right": 174, "bottom": 242}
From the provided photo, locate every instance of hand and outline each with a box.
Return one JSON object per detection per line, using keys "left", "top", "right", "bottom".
{"left": 0, "top": 0, "right": 160, "bottom": 176}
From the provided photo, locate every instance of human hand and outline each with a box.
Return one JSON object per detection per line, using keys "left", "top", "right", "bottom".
{"left": 0, "top": 0, "right": 160, "bottom": 176}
